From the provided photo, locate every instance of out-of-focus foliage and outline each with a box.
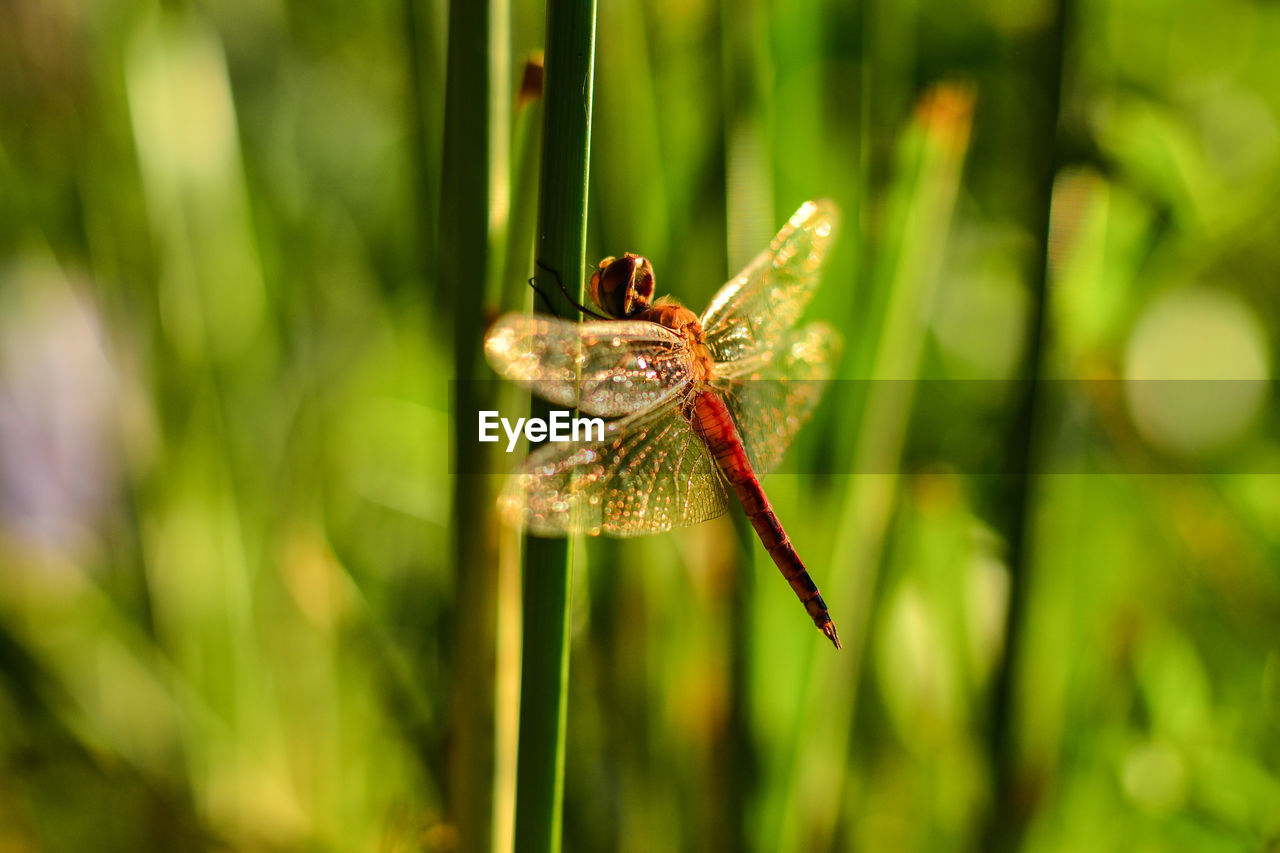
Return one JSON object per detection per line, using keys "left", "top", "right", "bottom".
{"left": 1, "top": 0, "right": 1277, "bottom": 850}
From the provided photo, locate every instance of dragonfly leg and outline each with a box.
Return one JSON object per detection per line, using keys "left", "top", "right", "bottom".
{"left": 534, "top": 258, "right": 609, "bottom": 320}
{"left": 527, "top": 273, "right": 559, "bottom": 315}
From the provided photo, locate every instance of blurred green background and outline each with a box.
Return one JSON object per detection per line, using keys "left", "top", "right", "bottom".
{"left": 3, "top": 0, "right": 1279, "bottom": 850}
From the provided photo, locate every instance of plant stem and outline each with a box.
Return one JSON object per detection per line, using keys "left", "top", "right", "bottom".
{"left": 717, "top": 0, "right": 775, "bottom": 846}
{"left": 439, "top": 0, "right": 506, "bottom": 846}
{"left": 981, "top": 0, "right": 1069, "bottom": 849}
{"left": 494, "top": 55, "right": 547, "bottom": 853}
{"left": 513, "top": 1, "right": 596, "bottom": 851}
{"left": 500, "top": 57, "right": 547, "bottom": 314}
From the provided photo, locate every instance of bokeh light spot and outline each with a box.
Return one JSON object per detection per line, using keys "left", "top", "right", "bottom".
{"left": 1124, "top": 288, "right": 1270, "bottom": 456}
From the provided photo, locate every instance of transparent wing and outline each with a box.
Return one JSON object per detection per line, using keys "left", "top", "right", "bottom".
{"left": 498, "top": 389, "right": 729, "bottom": 537}
{"left": 700, "top": 199, "right": 839, "bottom": 363}
{"left": 711, "top": 323, "right": 841, "bottom": 475}
{"left": 485, "top": 314, "right": 695, "bottom": 417}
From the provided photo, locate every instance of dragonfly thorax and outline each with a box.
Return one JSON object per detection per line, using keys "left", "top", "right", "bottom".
{"left": 589, "top": 252, "right": 655, "bottom": 318}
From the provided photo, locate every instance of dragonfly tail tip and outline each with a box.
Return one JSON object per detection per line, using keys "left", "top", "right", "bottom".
{"left": 822, "top": 621, "right": 842, "bottom": 650}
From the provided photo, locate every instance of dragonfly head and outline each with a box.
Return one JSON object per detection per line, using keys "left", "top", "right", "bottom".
{"left": 589, "top": 252, "right": 655, "bottom": 318}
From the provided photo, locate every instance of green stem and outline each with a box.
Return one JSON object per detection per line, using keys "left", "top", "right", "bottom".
{"left": 439, "top": 0, "right": 506, "bottom": 847}
{"left": 718, "top": 0, "right": 775, "bottom": 844}
{"left": 981, "top": 0, "right": 1069, "bottom": 849}
{"left": 500, "top": 57, "right": 547, "bottom": 314}
{"left": 513, "top": 1, "right": 596, "bottom": 851}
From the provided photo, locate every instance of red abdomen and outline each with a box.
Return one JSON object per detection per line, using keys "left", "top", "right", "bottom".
{"left": 690, "top": 390, "right": 841, "bottom": 648}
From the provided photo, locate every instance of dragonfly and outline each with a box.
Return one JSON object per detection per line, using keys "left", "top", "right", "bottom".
{"left": 485, "top": 200, "right": 842, "bottom": 648}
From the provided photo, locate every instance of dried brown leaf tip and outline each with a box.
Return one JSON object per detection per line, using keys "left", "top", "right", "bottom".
{"left": 917, "top": 81, "right": 976, "bottom": 151}
{"left": 519, "top": 53, "right": 545, "bottom": 108}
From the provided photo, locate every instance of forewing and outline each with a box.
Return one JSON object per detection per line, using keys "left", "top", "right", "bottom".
{"left": 498, "top": 390, "right": 729, "bottom": 537}
{"left": 485, "top": 314, "right": 694, "bottom": 417}
{"left": 700, "top": 199, "right": 838, "bottom": 363}
{"left": 711, "top": 323, "right": 841, "bottom": 475}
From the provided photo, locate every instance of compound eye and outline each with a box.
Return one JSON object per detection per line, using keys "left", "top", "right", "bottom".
{"left": 587, "top": 255, "right": 634, "bottom": 317}
{"left": 624, "top": 255, "right": 655, "bottom": 315}
{"left": 587, "top": 257, "right": 614, "bottom": 314}
{"left": 587, "top": 253, "right": 656, "bottom": 317}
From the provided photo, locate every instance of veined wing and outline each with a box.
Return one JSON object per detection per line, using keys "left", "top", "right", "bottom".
{"left": 485, "top": 314, "right": 694, "bottom": 417}
{"left": 700, "top": 199, "right": 838, "bottom": 363}
{"left": 498, "top": 388, "right": 729, "bottom": 536}
{"left": 711, "top": 323, "right": 841, "bottom": 475}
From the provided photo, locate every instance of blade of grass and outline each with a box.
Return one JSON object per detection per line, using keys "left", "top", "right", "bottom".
{"left": 126, "top": 11, "right": 290, "bottom": 837}
{"left": 439, "top": 0, "right": 508, "bottom": 845}
{"left": 722, "top": 0, "right": 774, "bottom": 271}
{"left": 592, "top": 0, "right": 668, "bottom": 255}
{"left": 499, "top": 56, "right": 546, "bottom": 314}
{"left": 980, "top": 0, "right": 1069, "bottom": 849}
{"left": 775, "top": 84, "right": 974, "bottom": 851}
{"left": 495, "top": 55, "right": 546, "bottom": 853}
{"left": 513, "top": 1, "right": 596, "bottom": 851}
{"left": 403, "top": 0, "right": 445, "bottom": 280}
{"left": 719, "top": 0, "right": 777, "bottom": 845}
